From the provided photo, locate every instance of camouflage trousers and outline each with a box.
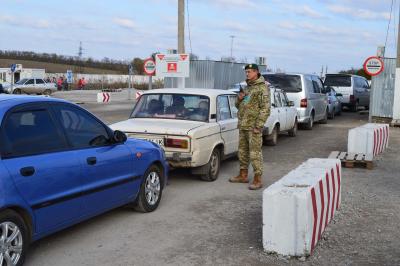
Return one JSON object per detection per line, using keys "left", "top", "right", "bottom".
{"left": 238, "top": 129, "right": 263, "bottom": 175}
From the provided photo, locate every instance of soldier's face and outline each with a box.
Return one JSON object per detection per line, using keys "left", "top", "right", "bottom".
{"left": 245, "top": 69, "right": 258, "bottom": 81}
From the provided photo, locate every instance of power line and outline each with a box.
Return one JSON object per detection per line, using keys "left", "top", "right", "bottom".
{"left": 384, "top": 0, "right": 395, "bottom": 56}
{"left": 186, "top": 0, "right": 193, "bottom": 55}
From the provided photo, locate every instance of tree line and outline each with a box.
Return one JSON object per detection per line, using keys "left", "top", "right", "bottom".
{"left": 0, "top": 50, "right": 149, "bottom": 74}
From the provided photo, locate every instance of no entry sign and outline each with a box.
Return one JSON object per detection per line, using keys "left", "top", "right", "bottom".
{"left": 143, "top": 58, "right": 156, "bottom": 75}
{"left": 363, "top": 56, "right": 384, "bottom": 76}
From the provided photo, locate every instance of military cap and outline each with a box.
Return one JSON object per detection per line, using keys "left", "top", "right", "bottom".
{"left": 244, "top": 63, "right": 259, "bottom": 71}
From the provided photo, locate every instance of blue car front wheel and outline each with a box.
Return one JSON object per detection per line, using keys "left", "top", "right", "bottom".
{"left": 133, "top": 164, "right": 163, "bottom": 213}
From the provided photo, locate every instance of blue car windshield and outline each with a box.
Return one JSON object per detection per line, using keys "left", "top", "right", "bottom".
{"left": 131, "top": 93, "right": 210, "bottom": 122}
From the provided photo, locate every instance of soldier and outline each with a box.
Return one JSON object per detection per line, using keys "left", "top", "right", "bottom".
{"left": 229, "top": 64, "right": 270, "bottom": 190}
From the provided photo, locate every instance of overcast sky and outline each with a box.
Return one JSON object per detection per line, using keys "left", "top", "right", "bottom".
{"left": 0, "top": 0, "right": 397, "bottom": 73}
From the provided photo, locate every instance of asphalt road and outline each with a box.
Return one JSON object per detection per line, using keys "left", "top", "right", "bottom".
{"left": 25, "top": 93, "right": 400, "bottom": 266}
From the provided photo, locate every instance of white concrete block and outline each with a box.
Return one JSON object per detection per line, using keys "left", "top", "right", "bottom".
{"left": 348, "top": 123, "right": 389, "bottom": 157}
{"left": 263, "top": 159, "right": 342, "bottom": 257}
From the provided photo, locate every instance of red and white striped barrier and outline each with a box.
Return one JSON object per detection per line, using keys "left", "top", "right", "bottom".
{"left": 263, "top": 158, "right": 342, "bottom": 256}
{"left": 348, "top": 123, "right": 389, "bottom": 157}
{"left": 97, "top": 92, "right": 111, "bottom": 103}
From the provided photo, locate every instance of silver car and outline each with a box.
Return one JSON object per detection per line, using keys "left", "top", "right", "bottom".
{"left": 323, "top": 74, "right": 370, "bottom": 112}
{"left": 263, "top": 73, "right": 328, "bottom": 130}
{"left": 4, "top": 78, "right": 57, "bottom": 95}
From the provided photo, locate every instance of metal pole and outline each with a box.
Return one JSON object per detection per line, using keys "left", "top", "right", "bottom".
{"left": 177, "top": 0, "right": 185, "bottom": 89}
{"left": 392, "top": 4, "right": 400, "bottom": 122}
{"left": 149, "top": 75, "right": 153, "bottom": 90}
{"left": 128, "top": 73, "right": 131, "bottom": 100}
{"left": 230, "top": 35, "right": 235, "bottom": 61}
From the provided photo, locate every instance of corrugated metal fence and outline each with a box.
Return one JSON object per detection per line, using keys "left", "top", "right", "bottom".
{"left": 370, "top": 58, "right": 395, "bottom": 118}
{"left": 164, "top": 60, "right": 266, "bottom": 89}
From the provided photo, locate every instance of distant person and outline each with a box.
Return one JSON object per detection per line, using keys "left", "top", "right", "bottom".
{"left": 81, "top": 77, "right": 86, "bottom": 89}
{"left": 45, "top": 77, "right": 51, "bottom": 83}
{"left": 57, "top": 77, "right": 63, "bottom": 91}
{"left": 62, "top": 77, "right": 68, "bottom": 91}
{"left": 77, "top": 78, "right": 83, "bottom": 90}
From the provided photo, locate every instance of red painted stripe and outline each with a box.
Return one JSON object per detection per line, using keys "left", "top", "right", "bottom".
{"left": 317, "top": 180, "right": 325, "bottom": 241}
{"left": 384, "top": 125, "right": 389, "bottom": 149}
{"left": 310, "top": 188, "right": 318, "bottom": 253}
{"left": 335, "top": 164, "right": 341, "bottom": 210}
{"left": 373, "top": 130, "right": 377, "bottom": 156}
{"left": 379, "top": 128, "right": 383, "bottom": 153}
{"left": 325, "top": 173, "right": 331, "bottom": 227}
{"left": 102, "top": 93, "right": 106, "bottom": 102}
{"left": 330, "top": 169, "right": 336, "bottom": 218}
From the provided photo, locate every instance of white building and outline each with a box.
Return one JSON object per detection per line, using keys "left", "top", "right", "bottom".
{"left": 0, "top": 64, "right": 45, "bottom": 84}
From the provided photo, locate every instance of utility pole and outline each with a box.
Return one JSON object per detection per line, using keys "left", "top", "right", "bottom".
{"left": 177, "top": 0, "right": 185, "bottom": 88}
{"left": 230, "top": 35, "right": 235, "bottom": 62}
{"left": 392, "top": 5, "right": 400, "bottom": 123}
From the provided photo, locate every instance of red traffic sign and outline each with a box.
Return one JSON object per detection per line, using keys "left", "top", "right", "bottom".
{"left": 143, "top": 58, "right": 156, "bottom": 75}
{"left": 363, "top": 56, "right": 384, "bottom": 76}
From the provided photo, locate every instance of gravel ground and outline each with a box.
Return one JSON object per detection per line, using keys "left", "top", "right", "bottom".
{"left": 24, "top": 97, "right": 400, "bottom": 266}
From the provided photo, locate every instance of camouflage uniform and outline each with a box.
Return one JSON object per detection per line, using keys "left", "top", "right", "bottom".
{"left": 236, "top": 75, "right": 270, "bottom": 176}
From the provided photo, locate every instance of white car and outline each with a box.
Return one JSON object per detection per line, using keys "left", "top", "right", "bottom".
{"left": 229, "top": 85, "right": 299, "bottom": 146}
{"left": 3, "top": 78, "right": 57, "bottom": 95}
{"left": 110, "top": 88, "right": 240, "bottom": 181}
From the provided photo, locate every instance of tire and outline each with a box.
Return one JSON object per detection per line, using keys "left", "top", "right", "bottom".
{"left": 200, "top": 148, "right": 221, "bottom": 182}
{"left": 134, "top": 164, "right": 163, "bottom": 212}
{"left": 337, "top": 107, "right": 342, "bottom": 116}
{"left": 13, "top": 89, "right": 22, "bottom": 95}
{"left": 264, "top": 126, "right": 278, "bottom": 146}
{"left": 328, "top": 109, "right": 335, "bottom": 119}
{"left": 43, "top": 89, "right": 52, "bottom": 96}
{"left": 0, "top": 209, "right": 29, "bottom": 266}
{"left": 303, "top": 113, "right": 314, "bottom": 130}
{"left": 351, "top": 101, "right": 358, "bottom": 112}
{"left": 288, "top": 119, "right": 297, "bottom": 137}
{"left": 320, "top": 109, "right": 328, "bottom": 124}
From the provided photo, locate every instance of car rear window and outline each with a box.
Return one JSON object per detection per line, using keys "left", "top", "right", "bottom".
{"left": 263, "top": 74, "right": 302, "bottom": 93}
{"left": 324, "top": 75, "right": 352, "bottom": 87}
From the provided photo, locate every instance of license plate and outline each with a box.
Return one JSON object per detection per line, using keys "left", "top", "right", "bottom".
{"left": 142, "top": 138, "right": 164, "bottom": 147}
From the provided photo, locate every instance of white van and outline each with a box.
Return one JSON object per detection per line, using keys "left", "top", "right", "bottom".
{"left": 324, "top": 74, "right": 370, "bottom": 111}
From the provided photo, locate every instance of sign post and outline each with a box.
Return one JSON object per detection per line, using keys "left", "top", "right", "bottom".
{"left": 10, "top": 64, "right": 16, "bottom": 92}
{"left": 66, "top": 70, "right": 73, "bottom": 91}
{"left": 128, "top": 64, "right": 133, "bottom": 100}
{"left": 143, "top": 58, "right": 156, "bottom": 90}
{"left": 155, "top": 54, "right": 189, "bottom": 88}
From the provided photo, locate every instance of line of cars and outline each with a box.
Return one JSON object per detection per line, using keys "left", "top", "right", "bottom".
{"left": 0, "top": 72, "right": 370, "bottom": 265}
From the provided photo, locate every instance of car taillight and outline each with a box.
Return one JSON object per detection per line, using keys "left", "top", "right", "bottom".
{"left": 300, "top": 99, "right": 307, "bottom": 108}
{"left": 165, "top": 138, "right": 188, "bottom": 149}
{"left": 350, "top": 95, "right": 355, "bottom": 102}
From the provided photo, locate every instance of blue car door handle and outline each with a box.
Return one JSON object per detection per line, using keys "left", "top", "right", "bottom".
{"left": 20, "top": 167, "right": 35, "bottom": 177}
{"left": 87, "top": 157, "right": 97, "bottom": 165}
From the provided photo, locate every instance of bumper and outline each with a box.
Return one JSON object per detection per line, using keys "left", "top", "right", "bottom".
{"left": 298, "top": 116, "right": 311, "bottom": 124}
{"left": 165, "top": 152, "right": 193, "bottom": 168}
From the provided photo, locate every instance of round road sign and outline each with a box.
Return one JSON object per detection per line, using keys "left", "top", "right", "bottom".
{"left": 363, "top": 56, "right": 384, "bottom": 76}
{"left": 143, "top": 58, "right": 156, "bottom": 75}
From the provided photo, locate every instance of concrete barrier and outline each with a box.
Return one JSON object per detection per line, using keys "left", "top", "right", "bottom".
{"left": 348, "top": 123, "right": 389, "bottom": 157}
{"left": 263, "top": 158, "right": 342, "bottom": 257}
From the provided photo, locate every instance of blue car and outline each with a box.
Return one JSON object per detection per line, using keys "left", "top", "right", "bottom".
{"left": 0, "top": 95, "right": 168, "bottom": 266}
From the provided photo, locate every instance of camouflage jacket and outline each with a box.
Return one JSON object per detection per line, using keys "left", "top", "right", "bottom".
{"left": 236, "top": 75, "right": 270, "bottom": 130}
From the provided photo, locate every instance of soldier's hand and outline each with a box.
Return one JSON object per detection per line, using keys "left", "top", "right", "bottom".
{"left": 238, "top": 91, "right": 245, "bottom": 100}
{"left": 253, "top": 128, "right": 262, "bottom": 134}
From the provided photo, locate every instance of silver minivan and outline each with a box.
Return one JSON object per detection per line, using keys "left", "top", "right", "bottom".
{"left": 323, "top": 74, "right": 370, "bottom": 112}
{"left": 263, "top": 73, "right": 328, "bottom": 130}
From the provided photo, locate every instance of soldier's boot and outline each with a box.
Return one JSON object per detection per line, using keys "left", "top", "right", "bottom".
{"left": 229, "top": 169, "right": 249, "bottom": 183}
{"left": 249, "top": 174, "right": 263, "bottom": 190}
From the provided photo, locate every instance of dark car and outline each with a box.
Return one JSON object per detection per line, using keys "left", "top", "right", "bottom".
{"left": 0, "top": 95, "right": 168, "bottom": 265}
